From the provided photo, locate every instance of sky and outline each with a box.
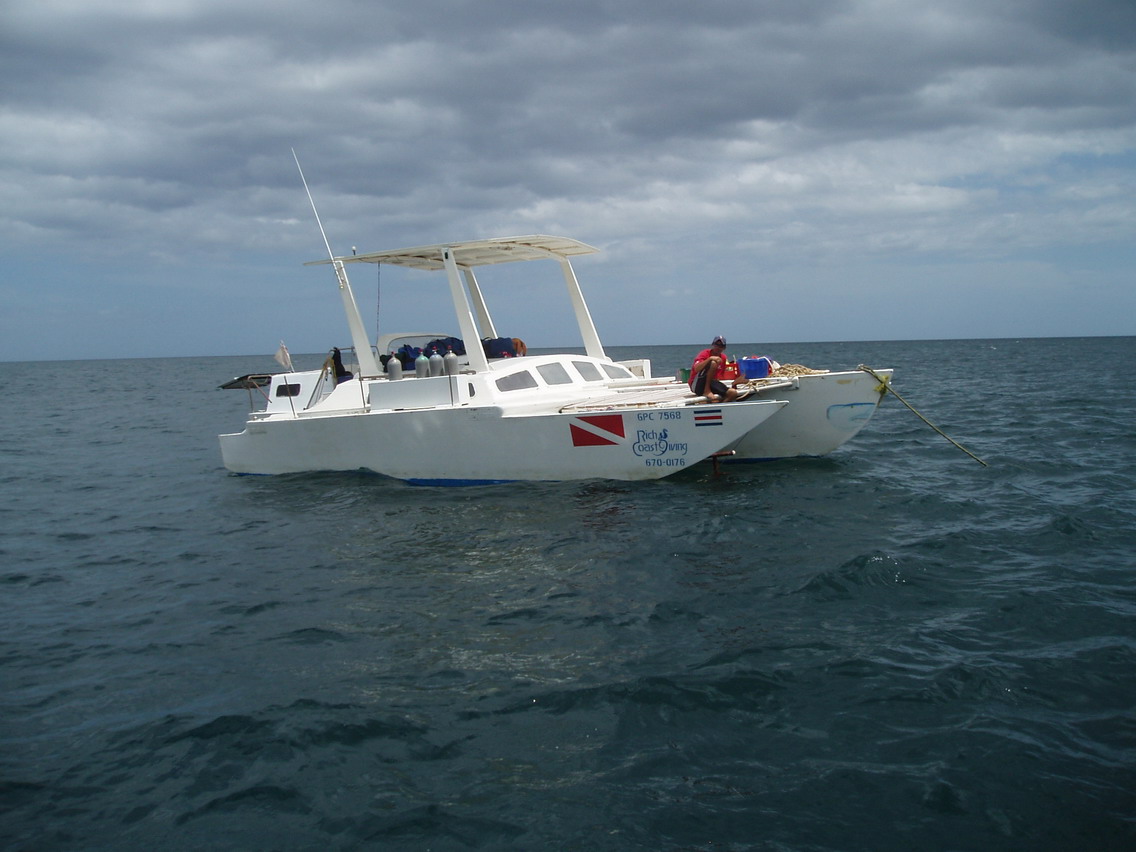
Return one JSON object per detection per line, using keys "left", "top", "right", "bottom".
{"left": 2, "top": 0, "right": 1134, "bottom": 362}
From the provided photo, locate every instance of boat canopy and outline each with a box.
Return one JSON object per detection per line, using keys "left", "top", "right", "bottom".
{"left": 306, "top": 234, "right": 606, "bottom": 372}
{"left": 307, "top": 235, "right": 598, "bottom": 271}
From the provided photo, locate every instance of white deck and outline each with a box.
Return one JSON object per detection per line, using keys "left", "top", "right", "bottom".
{"left": 559, "top": 379, "right": 796, "bottom": 412}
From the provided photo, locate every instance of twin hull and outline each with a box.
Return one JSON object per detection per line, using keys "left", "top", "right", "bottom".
{"left": 220, "top": 395, "right": 786, "bottom": 484}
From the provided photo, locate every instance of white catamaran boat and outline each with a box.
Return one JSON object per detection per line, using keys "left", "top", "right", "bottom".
{"left": 219, "top": 235, "right": 794, "bottom": 484}
{"left": 219, "top": 234, "right": 891, "bottom": 484}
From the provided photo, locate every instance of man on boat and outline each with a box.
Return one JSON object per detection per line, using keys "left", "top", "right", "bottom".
{"left": 331, "top": 347, "right": 353, "bottom": 384}
{"left": 690, "top": 336, "right": 750, "bottom": 403}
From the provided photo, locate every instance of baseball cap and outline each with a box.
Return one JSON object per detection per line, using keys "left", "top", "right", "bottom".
{"left": 711, "top": 335, "right": 727, "bottom": 346}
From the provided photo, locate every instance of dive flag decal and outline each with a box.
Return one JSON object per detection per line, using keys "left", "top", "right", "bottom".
{"left": 570, "top": 414, "right": 626, "bottom": 447}
{"left": 694, "top": 408, "right": 723, "bottom": 427}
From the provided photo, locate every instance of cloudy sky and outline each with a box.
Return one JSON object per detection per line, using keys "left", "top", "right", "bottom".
{"left": 3, "top": 0, "right": 1134, "bottom": 362}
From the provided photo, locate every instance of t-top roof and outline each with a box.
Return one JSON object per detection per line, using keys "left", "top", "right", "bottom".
{"left": 308, "top": 235, "right": 599, "bottom": 271}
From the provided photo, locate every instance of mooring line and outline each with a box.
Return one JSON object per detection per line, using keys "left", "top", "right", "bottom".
{"left": 858, "top": 365, "right": 988, "bottom": 467}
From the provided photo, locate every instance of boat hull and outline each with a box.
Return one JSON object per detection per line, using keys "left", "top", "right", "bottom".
{"left": 731, "top": 368, "right": 892, "bottom": 461}
{"left": 220, "top": 400, "right": 786, "bottom": 484}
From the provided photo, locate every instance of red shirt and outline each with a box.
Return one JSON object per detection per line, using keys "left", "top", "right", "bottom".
{"left": 690, "top": 347, "right": 726, "bottom": 390}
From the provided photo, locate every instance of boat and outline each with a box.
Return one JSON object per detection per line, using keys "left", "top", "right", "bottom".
{"left": 720, "top": 364, "right": 893, "bottom": 462}
{"left": 218, "top": 236, "right": 791, "bottom": 484}
{"left": 219, "top": 230, "right": 894, "bottom": 483}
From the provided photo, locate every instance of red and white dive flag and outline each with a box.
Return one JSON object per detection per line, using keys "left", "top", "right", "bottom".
{"left": 570, "top": 414, "right": 626, "bottom": 447}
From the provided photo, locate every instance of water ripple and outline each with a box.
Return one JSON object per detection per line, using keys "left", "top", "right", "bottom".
{"left": 3, "top": 340, "right": 1135, "bottom": 850}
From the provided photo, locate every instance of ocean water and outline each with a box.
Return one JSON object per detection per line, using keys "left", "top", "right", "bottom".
{"left": 2, "top": 337, "right": 1134, "bottom": 851}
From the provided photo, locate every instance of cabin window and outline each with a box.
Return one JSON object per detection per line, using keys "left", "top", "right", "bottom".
{"left": 275, "top": 383, "right": 301, "bottom": 397}
{"left": 602, "top": 364, "right": 633, "bottom": 380}
{"left": 496, "top": 371, "right": 539, "bottom": 392}
{"left": 536, "top": 363, "right": 573, "bottom": 385}
{"left": 572, "top": 361, "right": 603, "bottom": 382}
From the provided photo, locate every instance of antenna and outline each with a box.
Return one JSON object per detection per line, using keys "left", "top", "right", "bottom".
{"left": 293, "top": 148, "right": 336, "bottom": 262}
{"left": 289, "top": 149, "right": 381, "bottom": 377}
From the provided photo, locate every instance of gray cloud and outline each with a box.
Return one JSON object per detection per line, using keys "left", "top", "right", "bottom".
{"left": 1, "top": 0, "right": 1133, "bottom": 358}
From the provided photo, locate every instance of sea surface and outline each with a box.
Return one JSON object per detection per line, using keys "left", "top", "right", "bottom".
{"left": 2, "top": 337, "right": 1134, "bottom": 851}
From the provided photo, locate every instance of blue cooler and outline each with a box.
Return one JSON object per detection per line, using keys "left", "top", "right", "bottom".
{"left": 739, "top": 356, "right": 772, "bottom": 379}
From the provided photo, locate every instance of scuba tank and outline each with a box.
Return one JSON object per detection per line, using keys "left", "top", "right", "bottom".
{"left": 386, "top": 352, "right": 403, "bottom": 380}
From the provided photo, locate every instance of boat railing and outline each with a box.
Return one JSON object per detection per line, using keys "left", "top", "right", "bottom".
{"left": 306, "top": 351, "right": 373, "bottom": 412}
{"left": 218, "top": 374, "right": 275, "bottom": 413}
{"left": 306, "top": 362, "right": 334, "bottom": 409}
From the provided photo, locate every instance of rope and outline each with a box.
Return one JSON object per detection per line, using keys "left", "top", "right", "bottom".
{"left": 858, "top": 365, "right": 988, "bottom": 467}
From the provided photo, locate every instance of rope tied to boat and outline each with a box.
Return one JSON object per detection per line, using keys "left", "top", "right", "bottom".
{"left": 858, "top": 365, "right": 989, "bottom": 467}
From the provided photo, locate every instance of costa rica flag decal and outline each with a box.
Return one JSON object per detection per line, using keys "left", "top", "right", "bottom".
{"left": 570, "top": 414, "right": 626, "bottom": 447}
{"left": 694, "top": 408, "right": 723, "bottom": 426}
